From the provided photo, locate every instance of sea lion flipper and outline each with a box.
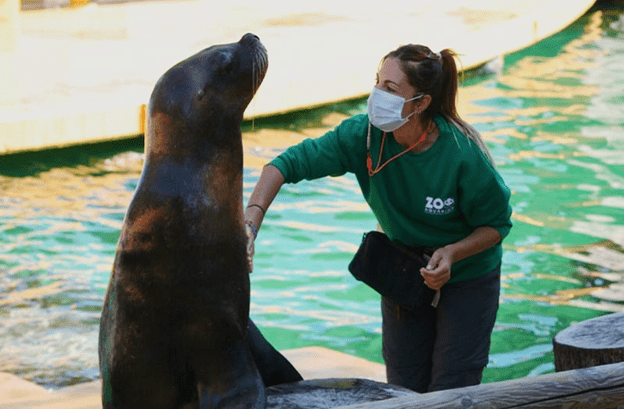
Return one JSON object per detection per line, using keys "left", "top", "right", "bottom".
{"left": 248, "top": 319, "right": 304, "bottom": 386}
{"left": 197, "top": 337, "right": 266, "bottom": 409}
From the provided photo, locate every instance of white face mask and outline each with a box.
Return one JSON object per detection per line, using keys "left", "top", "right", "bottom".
{"left": 367, "top": 87, "right": 423, "bottom": 132}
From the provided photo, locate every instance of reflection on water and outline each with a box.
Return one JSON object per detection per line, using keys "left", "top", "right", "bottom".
{"left": 0, "top": 140, "right": 144, "bottom": 386}
{"left": 1, "top": 5, "right": 624, "bottom": 388}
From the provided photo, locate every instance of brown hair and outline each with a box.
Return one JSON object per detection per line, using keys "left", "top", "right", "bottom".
{"left": 383, "top": 44, "right": 494, "bottom": 163}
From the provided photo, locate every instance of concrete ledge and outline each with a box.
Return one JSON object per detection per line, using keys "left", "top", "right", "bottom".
{"left": 0, "top": 105, "right": 145, "bottom": 153}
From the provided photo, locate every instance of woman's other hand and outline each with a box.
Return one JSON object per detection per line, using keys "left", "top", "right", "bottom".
{"left": 420, "top": 226, "right": 502, "bottom": 289}
{"left": 245, "top": 221, "right": 258, "bottom": 273}
{"left": 420, "top": 247, "right": 453, "bottom": 290}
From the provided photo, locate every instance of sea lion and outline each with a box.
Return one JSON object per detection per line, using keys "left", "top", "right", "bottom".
{"left": 98, "top": 33, "right": 298, "bottom": 409}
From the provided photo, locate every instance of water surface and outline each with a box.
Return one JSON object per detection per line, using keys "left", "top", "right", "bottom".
{"left": 1, "top": 4, "right": 624, "bottom": 388}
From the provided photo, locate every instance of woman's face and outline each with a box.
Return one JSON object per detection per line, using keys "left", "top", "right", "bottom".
{"left": 375, "top": 57, "right": 418, "bottom": 118}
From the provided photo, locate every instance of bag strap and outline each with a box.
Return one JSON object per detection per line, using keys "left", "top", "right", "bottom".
{"left": 370, "top": 232, "right": 437, "bottom": 262}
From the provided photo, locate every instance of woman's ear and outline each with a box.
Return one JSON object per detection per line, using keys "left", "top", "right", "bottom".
{"left": 415, "top": 94, "right": 432, "bottom": 114}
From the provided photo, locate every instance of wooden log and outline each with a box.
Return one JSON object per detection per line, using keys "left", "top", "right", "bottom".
{"left": 266, "top": 378, "right": 416, "bottom": 408}
{"left": 335, "top": 361, "right": 624, "bottom": 408}
{"left": 553, "top": 312, "right": 624, "bottom": 372}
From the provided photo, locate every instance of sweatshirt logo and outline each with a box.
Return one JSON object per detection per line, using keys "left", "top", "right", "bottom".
{"left": 425, "top": 197, "right": 455, "bottom": 215}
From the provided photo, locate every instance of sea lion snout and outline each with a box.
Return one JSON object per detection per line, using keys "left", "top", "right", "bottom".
{"left": 240, "top": 32, "right": 260, "bottom": 43}
{"left": 241, "top": 33, "right": 268, "bottom": 95}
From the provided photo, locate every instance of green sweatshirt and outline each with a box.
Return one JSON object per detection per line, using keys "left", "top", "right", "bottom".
{"left": 270, "top": 114, "right": 512, "bottom": 283}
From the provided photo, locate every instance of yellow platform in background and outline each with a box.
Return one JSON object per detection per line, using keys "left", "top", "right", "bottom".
{"left": 0, "top": 0, "right": 596, "bottom": 154}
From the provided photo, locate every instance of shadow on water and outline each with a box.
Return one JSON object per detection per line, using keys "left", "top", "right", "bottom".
{"left": 0, "top": 137, "right": 143, "bottom": 178}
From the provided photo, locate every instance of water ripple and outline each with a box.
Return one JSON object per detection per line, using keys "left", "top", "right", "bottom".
{"left": 2, "top": 8, "right": 624, "bottom": 388}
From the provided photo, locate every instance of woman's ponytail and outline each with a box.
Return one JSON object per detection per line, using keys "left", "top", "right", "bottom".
{"left": 439, "top": 49, "right": 495, "bottom": 164}
{"left": 438, "top": 49, "right": 459, "bottom": 120}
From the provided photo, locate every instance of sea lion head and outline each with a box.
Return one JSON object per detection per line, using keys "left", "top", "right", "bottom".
{"left": 146, "top": 33, "right": 268, "bottom": 155}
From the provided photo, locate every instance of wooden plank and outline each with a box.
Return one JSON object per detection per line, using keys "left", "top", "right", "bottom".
{"left": 336, "top": 361, "right": 624, "bottom": 409}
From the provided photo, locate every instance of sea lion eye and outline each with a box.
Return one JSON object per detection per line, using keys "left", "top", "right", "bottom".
{"left": 222, "top": 59, "right": 234, "bottom": 73}
{"left": 217, "top": 52, "right": 234, "bottom": 73}
{"left": 197, "top": 89, "right": 204, "bottom": 101}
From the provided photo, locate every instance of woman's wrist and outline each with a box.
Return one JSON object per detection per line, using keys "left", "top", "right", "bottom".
{"left": 440, "top": 244, "right": 458, "bottom": 265}
{"left": 245, "top": 204, "right": 265, "bottom": 229}
{"left": 441, "top": 226, "right": 502, "bottom": 265}
{"left": 246, "top": 203, "right": 266, "bottom": 217}
{"left": 244, "top": 164, "right": 285, "bottom": 240}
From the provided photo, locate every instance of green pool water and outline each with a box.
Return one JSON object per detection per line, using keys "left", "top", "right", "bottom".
{"left": 1, "top": 4, "right": 623, "bottom": 389}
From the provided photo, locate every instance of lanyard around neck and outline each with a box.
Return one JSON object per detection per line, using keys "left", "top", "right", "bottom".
{"left": 366, "top": 122, "right": 430, "bottom": 177}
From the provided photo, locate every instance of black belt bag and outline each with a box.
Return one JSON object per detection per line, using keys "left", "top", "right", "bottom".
{"left": 348, "top": 231, "right": 440, "bottom": 310}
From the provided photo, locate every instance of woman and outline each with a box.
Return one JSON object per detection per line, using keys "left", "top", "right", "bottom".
{"left": 244, "top": 44, "right": 512, "bottom": 393}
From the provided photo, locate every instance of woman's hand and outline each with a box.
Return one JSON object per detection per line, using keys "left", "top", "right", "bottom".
{"left": 419, "top": 226, "right": 502, "bottom": 290}
{"left": 244, "top": 165, "right": 286, "bottom": 274}
{"left": 420, "top": 247, "right": 454, "bottom": 290}
{"left": 245, "top": 221, "right": 257, "bottom": 273}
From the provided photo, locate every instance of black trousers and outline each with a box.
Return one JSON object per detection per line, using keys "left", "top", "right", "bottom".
{"left": 381, "top": 267, "right": 500, "bottom": 393}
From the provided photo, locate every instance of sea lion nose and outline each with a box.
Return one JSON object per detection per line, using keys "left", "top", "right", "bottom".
{"left": 240, "top": 33, "right": 260, "bottom": 43}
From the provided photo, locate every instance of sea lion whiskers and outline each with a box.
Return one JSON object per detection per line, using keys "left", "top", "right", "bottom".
{"left": 248, "top": 41, "right": 267, "bottom": 128}
{"left": 252, "top": 42, "right": 268, "bottom": 95}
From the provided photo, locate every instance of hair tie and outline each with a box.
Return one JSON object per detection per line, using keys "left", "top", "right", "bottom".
{"left": 427, "top": 51, "right": 441, "bottom": 61}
